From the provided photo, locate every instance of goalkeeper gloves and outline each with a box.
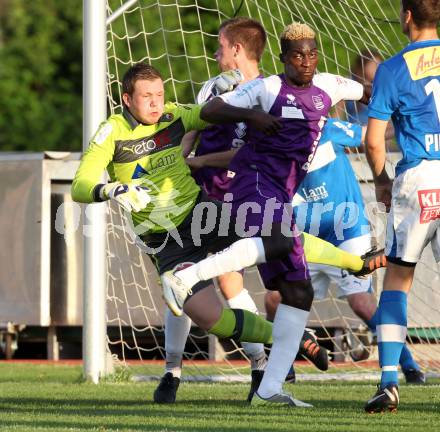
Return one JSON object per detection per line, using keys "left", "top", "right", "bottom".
{"left": 97, "top": 179, "right": 151, "bottom": 212}
{"left": 212, "top": 69, "right": 244, "bottom": 96}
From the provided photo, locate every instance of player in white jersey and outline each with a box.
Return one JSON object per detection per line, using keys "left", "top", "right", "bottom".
{"left": 364, "top": 0, "right": 440, "bottom": 414}
{"left": 264, "top": 118, "right": 424, "bottom": 383}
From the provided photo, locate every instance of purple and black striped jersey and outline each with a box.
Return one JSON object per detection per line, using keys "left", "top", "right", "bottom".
{"left": 192, "top": 76, "right": 262, "bottom": 200}
{"left": 220, "top": 73, "right": 364, "bottom": 204}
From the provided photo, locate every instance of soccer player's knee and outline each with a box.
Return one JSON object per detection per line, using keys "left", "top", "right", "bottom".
{"left": 348, "top": 294, "right": 374, "bottom": 322}
{"left": 264, "top": 291, "right": 281, "bottom": 322}
{"left": 279, "top": 280, "right": 314, "bottom": 311}
{"left": 348, "top": 297, "right": 364, "bottom": 317}
{"left": 263, "top": 235, "right": 293, "bottom": 261}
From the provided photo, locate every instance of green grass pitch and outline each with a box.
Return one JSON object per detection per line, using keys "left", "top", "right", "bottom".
{"left": 0, "top": 363, "right": 439, "bottom": 431}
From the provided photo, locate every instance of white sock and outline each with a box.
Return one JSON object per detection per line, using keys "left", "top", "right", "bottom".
{"left": 225, "top": 289, "right": 259, "bottom": 314}
{"left": 226, "top": 289, "right": 266, "bottom": 370}
{"left": 176, "top": 238, "right": 266, "bottom": 288}
{"left": 257, "top": 304, "right": 309, "bottom": 398}
{"left": 164, "top": 308, "right": 192, "bottom": 378}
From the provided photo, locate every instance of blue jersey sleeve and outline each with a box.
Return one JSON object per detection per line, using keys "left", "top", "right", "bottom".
{"left": 322, "top": 119, "right": 362, "bottom": 149}
{"left": 368, "top": 63, "right": 399, "bottom": 121}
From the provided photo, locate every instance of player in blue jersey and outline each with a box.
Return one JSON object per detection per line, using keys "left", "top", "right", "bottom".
{"left": 264, "top": 118, "right": 424, "bottom": 383}
{"left": 364, "top": 0, "right": 440, "bottom": 413}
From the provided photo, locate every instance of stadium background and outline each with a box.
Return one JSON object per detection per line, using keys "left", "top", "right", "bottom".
{"left": 0, "top": 0, "right": 402, "bottom": 153}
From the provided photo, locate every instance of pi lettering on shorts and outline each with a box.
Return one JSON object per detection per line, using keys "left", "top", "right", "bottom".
{"left": 418, "top": 189, "right": 440, "bottom": 223}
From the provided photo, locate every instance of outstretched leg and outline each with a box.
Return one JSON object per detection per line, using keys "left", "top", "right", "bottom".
{"left": 162, "top": 231, "right": 386, "bottom": 316}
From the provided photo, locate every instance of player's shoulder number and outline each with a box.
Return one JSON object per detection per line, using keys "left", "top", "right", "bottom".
{"left": 425, "top": 78, "right": 440, "bottom": 123}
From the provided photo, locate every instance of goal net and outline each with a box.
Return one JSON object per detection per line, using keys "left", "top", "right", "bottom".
{"left": 103, "top": 0, "right": 440, "bottom": 381}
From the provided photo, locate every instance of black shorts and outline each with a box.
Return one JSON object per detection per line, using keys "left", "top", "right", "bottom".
{"left": 140, "top": 193, "right": 238, "bottom": 294}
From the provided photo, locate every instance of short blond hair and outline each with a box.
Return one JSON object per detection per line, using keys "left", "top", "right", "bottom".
{"left": 280, "top": 22, "right": 315, "bottom": 41}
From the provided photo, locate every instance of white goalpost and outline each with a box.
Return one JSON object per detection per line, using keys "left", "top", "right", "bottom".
{"left": 83, "top": 0, "right": 110, "bottom": 383}
{"left": 83, "top": 0, "right": 440, "bottom": 383}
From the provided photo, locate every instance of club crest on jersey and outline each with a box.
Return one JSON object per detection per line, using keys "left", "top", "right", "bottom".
{"left": 418, "top": 189, "right": 440, "bottom": 223}
{"left": 160, "top": 112, "right": 174, "bottom": 122}
{"left": 312, "top": 95, "right": 325, "bottom": 110}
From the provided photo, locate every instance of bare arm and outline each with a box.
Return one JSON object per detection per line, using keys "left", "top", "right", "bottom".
{"left": 186, "top": 149, "right": 237, "bottom": 171}
{"left": 361, "top": 125, "right": 367, "bottom": 145}
{"left": 366, "top": 117, "right": 392, "bottom": 209}
{"left": 352, "top": 125, "right": 368, "bottom": 152}
{"left": 181, "top": 130, "right": 200, "bottom": 157}
{"left": 200, "top": 97, "right": 281, "bottom": 135}
{"left": 366, "top": 118, "right": 389, "bottom": 181}
{"left": 359, "top": 83, "right": 371, "bottom": 105}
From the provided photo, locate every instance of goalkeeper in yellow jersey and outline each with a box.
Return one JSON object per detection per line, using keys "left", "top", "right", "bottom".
{"left": 72, "top": 60, "right": 385, "bottom": 407}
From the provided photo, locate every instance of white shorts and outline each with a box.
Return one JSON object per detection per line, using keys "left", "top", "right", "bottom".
{"left": 310, "top": 234, "right": 373, "bottom": 300}
{"left": 385, "top": 160, "right": 440, "bottom": 264}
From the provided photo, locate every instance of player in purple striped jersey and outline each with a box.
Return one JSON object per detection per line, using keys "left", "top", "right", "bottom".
{"left": 162, "top": 22, "right": 376, "bottom": 406}
{"left": 157, "top": 18, "right": 328, "bottom": 405}
{"left": 155, "top": 17, "right": 270, "bottom": 404}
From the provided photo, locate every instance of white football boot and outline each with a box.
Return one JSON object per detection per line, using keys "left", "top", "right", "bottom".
{"left": 161, "top": 270, "right": 193, "bottom": 317}
{"left": 251, "top": 391, "right": 313, "bottom": 408}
